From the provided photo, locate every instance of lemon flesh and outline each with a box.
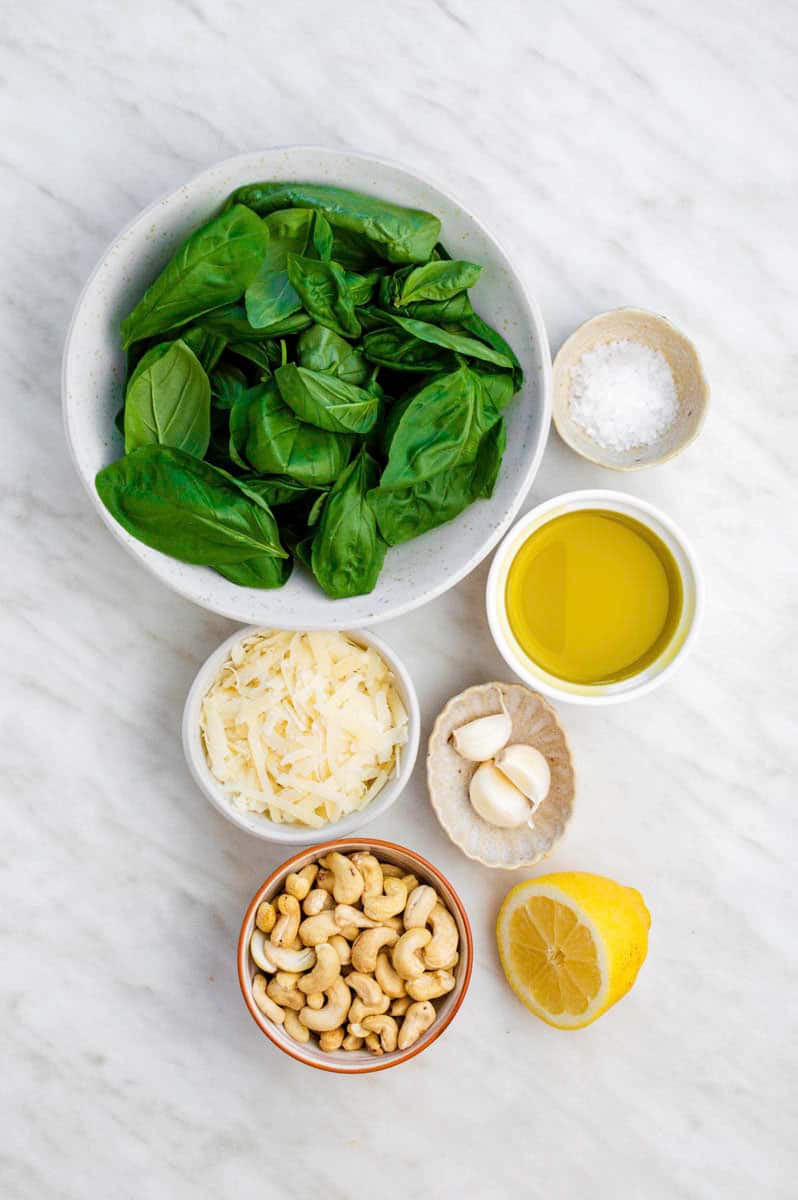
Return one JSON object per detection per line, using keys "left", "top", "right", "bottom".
{"left": 496, "top": 872, "right": 650, "bottom": 1030}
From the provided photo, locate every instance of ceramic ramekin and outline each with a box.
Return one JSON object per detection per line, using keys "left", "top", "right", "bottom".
{"left": 486, "top": 490, "right": 703, "bottom": 705}
{"left": 238, "top": 839, "right": 473, "bottom": 1073}
{"left": 182, "top": 626, "right": 420, "bottom": 843}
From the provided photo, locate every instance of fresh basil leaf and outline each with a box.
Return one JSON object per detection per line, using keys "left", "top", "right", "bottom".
{"left": 470, "top": 366, "right": 515, "bottom": 413}
{"left": 311, "top": 449, "right": 386, "bottom": 598}
{"left": 96, "top": 446, "right": 287, "bottom": 567}
{"left": 233, "top": 382, "right": 354, "bottom": 485}
{"left": 224, "top": 339, "right": 278, "bottom": 377}
{"left": 378, "top": 312, "right": 513, "bottom": 369}
{"left": 459, "top": 312, "right": 524, "bottom": 390}
{"left": 210, "top": 363, "right": 248, "bottom": 410}
{"left": 345, "top": 268, "right": 382, "bottom": 306}
{"left": 306, "top": 490, "right": 328, "bottom": 527}
{"left": 275, "top": 364, "right": 379, "bottom": 435}
{"left": 245, "top": 270, "right": 302, "bottom": 329}
{"left": 361, "top": 326, "right": 457, "bottom": 373}
{"left": 225, "top": 182, "right": 441, "bottom": 264}
{"left": 123, "top": 339, "right": 210, "bottom": 458}
{"left": 237, "top": 475, "right": 325, "bottom": 508}
{"left": 297, "top": 324, "right": 370, "bottom": 386}
{"left": 286, "top": 254, "right": 360, "bottom": 339}
{"left": 199, "top": 302, "right": 311, "bottom": 341}
{"left": 380, "top": 365, "right": 501, "bottom": 486}
{"left": 120, "top": 205, "right": 268, "bottom": 348}
{"left": 217, "top": 554, "right": 292, "bottom": 588}
{"left": 390, "top": 260, "right": 482, "bottom": 307}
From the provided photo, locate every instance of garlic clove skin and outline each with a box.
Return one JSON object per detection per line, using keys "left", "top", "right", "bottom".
{"left": 451, "top": 693, "right": 512, "bottom": 762}
{"left": 469, "top": 762, "right": 532, "bottom": 829}
{"left": 494, "top": 744, "right": 551, "bottom": 812}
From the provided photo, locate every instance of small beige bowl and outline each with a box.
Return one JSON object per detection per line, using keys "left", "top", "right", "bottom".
{"left": 427, "top": 683, "right": 575, "bottom": 869}
{"left": 552, "top": 308, "right": 708, "bottom": 470}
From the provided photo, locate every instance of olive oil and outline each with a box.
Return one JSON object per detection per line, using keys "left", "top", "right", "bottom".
{"left": 506, "top": 510, "right": 683, "bottom": 685}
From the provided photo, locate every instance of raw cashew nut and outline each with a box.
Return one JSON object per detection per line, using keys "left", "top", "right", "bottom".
{"left": 283, "top": 1009, "right": 310, "bottom": 1043}
{"left": 319, "top": 1027, "right": 345, "bottom": 1052}
{"left": 392, "top": 928, "right": 432, "bottom": 980}
{"left": 274, "top": 970, "right": 301, "bottom": 989}
{"left": 255, "top": 901, "right": 276, "bottom": 933}
{"left": 349, "top": 994, "right": 390, "bottom": 1025}
{"left": 397, "top": 1000, "right": 436, "bottom": 1050}
{"left": 303, "top": 888, "right": 334, "bottom": 916}
{"left": 299, "top": 911, "right": 340, "bottom": 946}
{"left": 298, "top": 943, "right": 341, "bottom": 994}
{"left": 382, "top": 915, "right": 404, "bottom": 932}
{"left": 401, "top": 874, "right": 419, "bottom": 894}
{"left": 342, "top": 1033, "right": 363, "bottom": 1050}
{"left": 406, "top": 969, "right": 456, "bottom": 1001}
{"left": 346, "top": 972, "right": 387, "bottom": 1007}
{"left": 379, "top": 863, "right": 403, "bottom": 878}
{"left": 362, "top": 1014, "right": 399, "bottom": 1053}
{"left": 299, "top": 978, "right": 351, "bottom": 1032}
{"left": 329, "top": 934, "right": 351, "bottom": 966}
{"left": 250, "top": 930, "right": 277, "bottom": 973}
{"left": 335, "top": 904, "right": 379, "bottom": 930}
{"left": 375, "top": 950, "right": 407, "bottom": 999}
{"left": 266, "top": 977, "right": 304, "bottom": 1012}
{"left": 365, "top": 1033, "right": 384, "bottom": 1056}
{"left": 252, "top": 974, "right": 285, "bottom": 1024}
{"left": 351, "top": 852, "right": 383, "bottom": 898}
{"left": 265, "top": 945, "right": 316, "bottom": 973}
{"left": 315, "top": 868, "right": 336, "bottom": 893}
{"left": 390, "top": 996, "right": 411, "bottom": 1017}
{"left": 285, "top": 864, "right": 317, "bottom": 902}
{"left": 306, "top": 992, "right": 325, "bottom": 1010}
{"left": 351, "top": 927, "right": 399, "bottom": 974}
{"left": 363, "top": 878, "right": 408, "bottom": 922}
{"left": 271, "top": 894, "right": 301, "bottom": 947}
{"left": 424, "top": 904, "right": 459, "bottom": 969}
{"left": 403, "top": 885, "right": 438, "bottom": 930}
{"left": 323, "top": 852, "right": 364, "bottom": 905}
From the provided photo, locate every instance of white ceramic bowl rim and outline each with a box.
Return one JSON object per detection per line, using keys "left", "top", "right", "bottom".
{"left": 62, "top": 145, "right": 551, "bottom": 629}
{"left": 182, "top": 625, "right": 420, "bottom": 843}
{"left": 486, "top": 489, "right": 704, "bottom": 706}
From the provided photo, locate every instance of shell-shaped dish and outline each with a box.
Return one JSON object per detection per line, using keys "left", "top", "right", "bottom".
{"left": 427, "top": 683, "right": 575, "bottom": 869}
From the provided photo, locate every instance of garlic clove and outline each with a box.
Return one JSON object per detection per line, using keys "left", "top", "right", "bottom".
{"left": 494, "top": 744, "right": 551, "bottom": 812}
{"left": 469, "top": 762, "right": 532, "bottom": 829}
{"left": 451, "top": 691, "right": 512, "bottom": 762}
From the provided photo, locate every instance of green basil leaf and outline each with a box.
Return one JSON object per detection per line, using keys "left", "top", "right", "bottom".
{"left": 311, "top": 449, "right": 386, "bottom": 597}
{"left": 459, "top": 312, "right": 524, "bottom": 390}
{"left": 245, "top": 270, "right": 302, "bottom": 329}
{"left": 210, "top": 363, "right": 249, "bottom": 410}
{"left": 380, "top": 365, "right": 501, "bottom": 486}
{"left": 120, "top": 205, "right": 268, "bottom": 348}
{"left": 275, "top": 364, "right": 379, "bottom": 435}
{"left": 297, "top": 324, "right": 370, "bottom": 386}
{"left": 217, "top": 554, "right": 292, "bottom": 588}
{"left": 390, "top": 259, "right": 482, "bottom": 307}
{"left": 225, "top": 182, "right": 441, "bottom": 264}
{"left": 378, "top": 312, "right": 513, "bottom": 369}
{"left": 345, "top": 268, "right": 382, "bottom": 306}
{"left": 361, "top": 326, "right": 457, "bottom": 373}
{"left": 224, "top": 339, "right": 278, "bottom": 377}
{"left": 237, "top": 475, "right": 325, "bottom": 508}
{"left": 96, "top": 446, "right": 287, "bottom": 566}
{"left": 370, "top": 418, "right": 505, "bottom": 546}
{"left": 233, "top": 382, "right": 354, "bottom": 485}
{"left": 199, "top": 302, "right": 311, "bottom": 341}
{"left": 123, "top": 339, "right": 210, "bottom": 458}
{"left": 286, "top": 254, "right": 360, "bottom": 339}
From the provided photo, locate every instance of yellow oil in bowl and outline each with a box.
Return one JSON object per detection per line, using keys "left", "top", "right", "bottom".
{"left": 505, "top": 509, "right": 683, "bottom": 686}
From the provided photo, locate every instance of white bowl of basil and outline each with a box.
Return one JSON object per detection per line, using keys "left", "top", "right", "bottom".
{"left": 63, "top": 147, "right": 551, "bottom": 628}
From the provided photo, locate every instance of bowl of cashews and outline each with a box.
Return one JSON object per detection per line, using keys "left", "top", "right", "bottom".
{"left": 238, "top": 837, "right": 473, "bottom": 1072}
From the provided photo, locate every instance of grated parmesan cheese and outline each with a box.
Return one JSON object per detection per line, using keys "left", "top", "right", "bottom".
{"left": 199, "top": 631, "right": 408, "bottom": 827}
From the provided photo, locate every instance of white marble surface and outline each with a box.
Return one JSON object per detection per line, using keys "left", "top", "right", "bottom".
{"left": 2, "top": 2, "right": 796, "bottom": 1196}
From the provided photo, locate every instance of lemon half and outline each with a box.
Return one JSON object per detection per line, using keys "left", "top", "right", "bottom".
{"left": 496, "top": 872, "right": 651, "bottom": 1029}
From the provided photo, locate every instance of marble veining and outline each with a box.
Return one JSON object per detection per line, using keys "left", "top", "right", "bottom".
{"left": 1, "top": 2, "right": 796, "bottom": 1197}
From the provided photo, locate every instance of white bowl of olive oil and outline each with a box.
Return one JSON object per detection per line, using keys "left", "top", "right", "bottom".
{"left": 486, "top": 490, "right": 703, "bottom": 705}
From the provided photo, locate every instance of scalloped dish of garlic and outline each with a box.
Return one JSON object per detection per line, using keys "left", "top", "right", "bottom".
{"left": 200, "top": 631, "right": 408, "bottom": 828}
{"left": 449, "top": 701, "right": 551, "bottom": 829}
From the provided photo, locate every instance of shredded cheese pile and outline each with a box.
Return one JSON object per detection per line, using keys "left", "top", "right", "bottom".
{"left": 200, "top": 631, "right": 409, "bottom": 828}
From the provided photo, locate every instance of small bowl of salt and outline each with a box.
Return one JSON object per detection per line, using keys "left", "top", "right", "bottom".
{"left": 552, "top": 308, "right": 708, "bottom": 470}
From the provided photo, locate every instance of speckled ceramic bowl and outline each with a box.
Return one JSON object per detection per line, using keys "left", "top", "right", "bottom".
{"left": 238, "top": 838, "right": 473, "bottom": 1073}
{"left": 62, "top": 146, "right": 551, "bottom": 629}
{"left": 427, "top": 683, "right": 575, "bottom": 868}
{"left": 552, "top": 308, "right": 708, "bottom": 470}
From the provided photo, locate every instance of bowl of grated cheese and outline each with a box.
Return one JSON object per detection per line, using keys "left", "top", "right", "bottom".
{"left": 183, "top": 627, "right": 420, "bottom": 842}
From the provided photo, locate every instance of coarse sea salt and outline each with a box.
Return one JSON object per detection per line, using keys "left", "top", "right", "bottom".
{"left": 570, "top": 339, "right": 678, "bottom": 452}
